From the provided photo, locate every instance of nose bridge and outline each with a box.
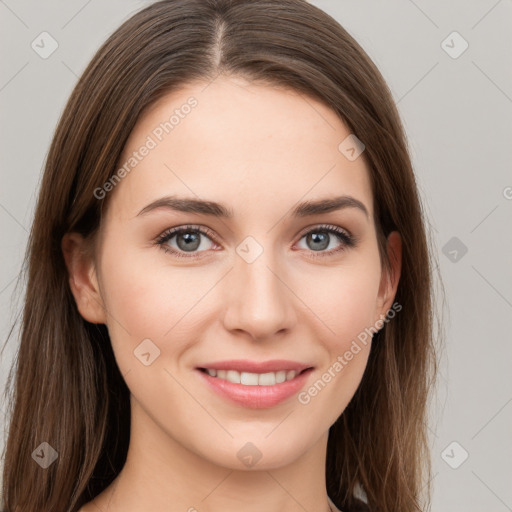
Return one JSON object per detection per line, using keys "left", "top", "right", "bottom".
{"left": 222, "top": 235, "right": 296, "bottom": 340}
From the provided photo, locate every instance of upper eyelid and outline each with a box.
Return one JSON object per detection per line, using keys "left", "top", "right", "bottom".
{"left": 156, "top": 223, "right": 353, "bottom": 247}
{"left": 156, "top": 224, "right": 217, "bottom": 243}
{"left": 297, "top": 223, "right": 352, "bottom": 237}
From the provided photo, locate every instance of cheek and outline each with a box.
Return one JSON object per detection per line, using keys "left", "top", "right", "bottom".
{"left": 295, "top": 269, "right": 378, "bottom": 428}
{"left": 293, "top": 257, "right": 381, "bottom": 415}
{"left": 97, "top": 237, "right": 219, "bottom": 373}
{"left": 296, "top": 256, "right": 382, "bottom": 345}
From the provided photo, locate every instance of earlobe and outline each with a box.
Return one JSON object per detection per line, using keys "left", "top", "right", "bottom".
{"left": 61, "top": 232, "right": 107, "bottom": 324}
{"left": 376, "top": 231, "right": 402, "bottom": 318}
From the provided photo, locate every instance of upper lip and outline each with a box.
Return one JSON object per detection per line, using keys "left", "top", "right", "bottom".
{"left": 196, "top": 359, "right": 314, "bottom": 374}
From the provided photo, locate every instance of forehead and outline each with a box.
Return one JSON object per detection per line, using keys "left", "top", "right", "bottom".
{"left": 107, "top": 76, "right": 374, "bottom": 224}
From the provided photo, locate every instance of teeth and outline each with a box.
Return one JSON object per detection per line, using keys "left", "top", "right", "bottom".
{"left": 256, "top": 372, "right": 275, "bottom": 385}
{"left": 204, "top": 368, "right": 299, "bottom": 385}
{"left": 275, "top": 370, "right": 287, "bottom": 383}
{"left": 226, "top": 370, "right": 240, "bottom": 384}
{"left": 241, "top": 371, "right": 259, "bottom": 385}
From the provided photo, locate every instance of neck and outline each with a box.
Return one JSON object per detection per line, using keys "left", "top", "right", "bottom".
{"left": 90, "top": 395, "right": 334, "bottom": 512}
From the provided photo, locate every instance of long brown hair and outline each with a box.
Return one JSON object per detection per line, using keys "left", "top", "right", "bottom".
{"left": 1, "top": 1, "right": 440, "bottom": 510}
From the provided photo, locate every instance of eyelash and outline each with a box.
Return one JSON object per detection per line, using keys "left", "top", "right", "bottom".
{"left": 154, "top": 223, "right": 357, "bottom": 259}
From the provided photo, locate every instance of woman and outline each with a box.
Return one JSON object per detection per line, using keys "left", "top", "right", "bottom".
{"left": 1, "top": 1, "right": 439, "bottom": 511}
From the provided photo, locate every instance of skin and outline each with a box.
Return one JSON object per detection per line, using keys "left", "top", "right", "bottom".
{"left": 63, "top": 75, "right": 401, "bottom": 512}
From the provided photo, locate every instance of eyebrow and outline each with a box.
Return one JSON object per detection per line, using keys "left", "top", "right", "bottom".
{"left": 136, "top": 194, "right": 369, "bottom": 220}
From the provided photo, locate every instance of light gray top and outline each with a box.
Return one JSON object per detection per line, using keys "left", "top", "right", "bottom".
{"left": 328, "top": 496, "right": 343, "bottom": 512}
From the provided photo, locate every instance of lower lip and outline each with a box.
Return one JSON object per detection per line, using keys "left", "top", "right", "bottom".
{"left": 196, "top": 368, "right": 314, "bottom": 409}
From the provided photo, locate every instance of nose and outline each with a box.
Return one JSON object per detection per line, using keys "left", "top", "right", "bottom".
{"left": 221, "top": 246, "right": 297, "bottom": 342}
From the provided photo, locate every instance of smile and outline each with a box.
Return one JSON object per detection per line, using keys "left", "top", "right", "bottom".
{"left": 195, "top": 360, "right": 315, "bottom": 409}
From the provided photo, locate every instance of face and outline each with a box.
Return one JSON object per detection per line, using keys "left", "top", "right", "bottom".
{"left": 64, "top": 75, "right": 401, "bottom": 471}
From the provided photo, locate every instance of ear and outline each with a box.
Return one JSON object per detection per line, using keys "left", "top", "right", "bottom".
{"left": 374, "top": 231, "right": 402, "bottom": 321}
{"left": 61, "top": 232, "right": 107, "bottom": 324}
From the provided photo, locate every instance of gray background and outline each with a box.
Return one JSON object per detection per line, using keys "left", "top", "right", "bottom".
{"left": 1, "top": 1, "right": 511, "bottom": 510}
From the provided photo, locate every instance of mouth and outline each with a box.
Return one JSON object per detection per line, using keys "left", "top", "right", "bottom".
{"left": 197, "top": 367, "right": 313, "bottom": 386}
{"left": 194, "top": 360, "right": 315, "bottom": 409}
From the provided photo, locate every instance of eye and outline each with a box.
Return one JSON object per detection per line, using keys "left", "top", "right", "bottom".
{"left": 295, "top": 224, "right": 357, "bottom": 258}
{"left": 155, "top": 223, "right": 357, "bottom": 259}
{"left": 155, "top": 225, "right": 218, "bottom": 258}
